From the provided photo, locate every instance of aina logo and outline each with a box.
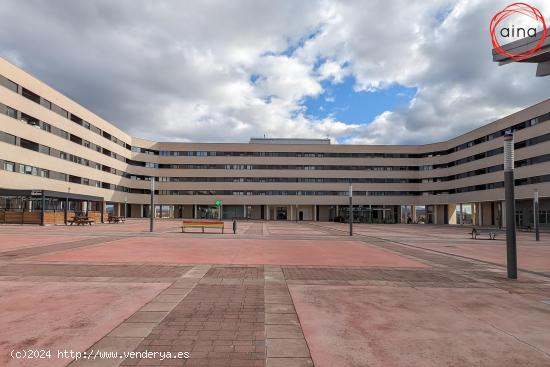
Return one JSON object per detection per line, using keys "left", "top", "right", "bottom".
{"left": 490, "top": 2, "right": 547, "bottom": 61}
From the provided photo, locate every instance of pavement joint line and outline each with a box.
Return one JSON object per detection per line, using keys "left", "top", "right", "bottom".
{"left": 66, "top": 264, "right": 210, "bottom": 367}
{"left": 263, "top": 266, "right": 315, "bottom": 365}
{"left": 0, "top": 236, "right": 127, "bottom": 261}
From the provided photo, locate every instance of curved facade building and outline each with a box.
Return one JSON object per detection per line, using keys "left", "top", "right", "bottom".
{"left": 1, "top": 58, "right": 549, "bottom": 226}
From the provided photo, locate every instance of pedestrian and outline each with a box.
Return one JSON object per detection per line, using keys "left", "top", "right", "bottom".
{"left": 232, "top": 219, "right": 237, "bottom": 234}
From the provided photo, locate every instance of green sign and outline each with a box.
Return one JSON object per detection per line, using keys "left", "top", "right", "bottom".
{"left": 214, "top": 199, "right": 222, "bottom": 206}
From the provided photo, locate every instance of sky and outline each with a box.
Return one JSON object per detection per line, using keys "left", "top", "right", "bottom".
{"left": 0, "top": 0, "right": 548, "bottom": 145}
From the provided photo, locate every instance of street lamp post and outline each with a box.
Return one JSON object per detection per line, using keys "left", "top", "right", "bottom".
{"left": 504, "top": 132, "right": 517, "bottom": 279}
{"left": 124, "top": 195, "right": 128, "bottom": 219}
{"left": 534, "top": 190, "right": 540, "bottom": 241}
{"left": 349, "top": 181, "right": 353, "bottom": 236}
{"left": 64, "top": 186, "right": 70, "bottom": 225}
{"left": 150, "top": 177, "right": 155, "bottom": 232}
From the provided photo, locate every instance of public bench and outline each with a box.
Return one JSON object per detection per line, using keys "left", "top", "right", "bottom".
{"left": 68, "top": 216, "right": 95, "bottom": 226}
{"left": 108, "top": 215, "right": 125, "bottom": 223}
{"left": 182, "top": 220, "right": 224, "bottom": 233}
{"left": 471, "top": 227, "right": 497, "bottom": 240}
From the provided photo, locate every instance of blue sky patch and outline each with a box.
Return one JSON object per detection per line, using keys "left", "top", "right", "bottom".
{"left": 303, "top": 76, "right": 417, "bottom": 124}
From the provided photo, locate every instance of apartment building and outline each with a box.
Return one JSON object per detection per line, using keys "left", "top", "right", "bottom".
{"left": 1, "top": 57, "right": 549, "bottom": 226}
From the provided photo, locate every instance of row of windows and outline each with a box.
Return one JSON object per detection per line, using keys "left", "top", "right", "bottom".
{"left": 0, "top": 74, "right": 130, "bottom": 150}
{"left": 0, "top": 159, "right": 127, "bottom": 192}
{"left": 3, "top": 97, "right": 550, "bottom": 174}
{"left": 2, "top": 155, "right": 549, "bottom": 197}
{"left": 2, "top": 73, "right": 549, "bottom": 166}
{"left": 125, "top": 133, "right": 550, "bottom": 172}
{"left": 156, "top": 190, "right": 421, "bottom": 196}
{"left": 2, "top": 160, "right": 50, "bottom": 178}
{"left": 3, "top": 126, "right": 550, "bottom": 190}
{"left": 0, "top": 103, "right": 127, "bottom": 164}
{"left": 131, "top": 114, "right": 549, "bottom": 159}
{"left": 0, "top": 131, "right": 125, "bottom": 177}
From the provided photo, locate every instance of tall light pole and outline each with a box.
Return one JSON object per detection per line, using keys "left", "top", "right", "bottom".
{"left": 534, "top": 189, "right": 540, "bottom": 241}
{"left": 348, "top": 181, "right": 353, "bottom": 236}
{"left": 64, "top": 186, "right": 70, "bottom": 225}
{"left": 150, "top": 177, "right": 155, "bottom": 232}
{"left": 504, "top": 132, "right": 517, "bottom": 279}
{"left": 124, "top": 195, "right": 128, "bottom": 219}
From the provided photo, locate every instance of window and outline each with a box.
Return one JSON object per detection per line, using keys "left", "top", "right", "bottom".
{"left": 69, "top": 134, "right": 83, "bottom": 145}
{"left": 70, "top": 114, "right": 83, "bottom": 125}
{"left": 21, "top": 165, "right": 37, "bottom": 175}
{"left": 40, "top": 121, "right": 51, "bottom": 132}
{"left": 51, "top": 103, "right": 68, "bottom": 118}
{"left": 40, "top": 169, "right": 49, "bottom": 178}
{"left": 6, "top": 106, "right": 17, "bottom": 119}
{"left": 39, "top": 145, "right": 50, "bottom": 155}
{"left": 20, "top": 138, "right": 39, "bottom": 152}
{"left": 69, "top": 175, "right": 82, "bottom": 184}
{"left": 40, "top": 98, "right": 51, "bottom": 109}
{"left": 0, "top": 75, "right": 18, "bottom": 92}
{"left": 3, "top": 161, "right": 15, "bottom": 172}
{"left": 21, "top": 113, "right": 40, "bottom": 128}
{"left": 0, "top": 132, "right": 16, "bottom": 145}
{"left": 22, "top": 88, "right": 40, "bottom": 104}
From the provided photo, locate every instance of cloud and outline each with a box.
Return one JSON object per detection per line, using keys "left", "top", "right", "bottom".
{"left": 0, "top": 0, "right": 548, "bottom": 145}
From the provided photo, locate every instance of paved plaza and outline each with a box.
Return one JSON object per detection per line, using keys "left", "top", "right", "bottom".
{"left": 1, "top": 220, "right": 550, "bottom": 367}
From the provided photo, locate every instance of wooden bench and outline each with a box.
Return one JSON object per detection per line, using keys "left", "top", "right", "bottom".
{"left": 182, "top": 220, "right": 224, "bottom": 233}
{"left": 68, "top": 216, "right": 95, "bottom": 226}
{"left": 108, "top": 215, "right": 125, "bottom": 223}
{"left": 471, "top": 228, "right": 496, "bottom": 240}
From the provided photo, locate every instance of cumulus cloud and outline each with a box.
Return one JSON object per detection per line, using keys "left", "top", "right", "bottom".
{"left": 0, "top": 0, "right": 548, "bottom": 144}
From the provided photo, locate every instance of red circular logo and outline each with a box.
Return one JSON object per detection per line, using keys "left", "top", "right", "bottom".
{"left": 490, "top": 2, "right": 547, "bottom": 61}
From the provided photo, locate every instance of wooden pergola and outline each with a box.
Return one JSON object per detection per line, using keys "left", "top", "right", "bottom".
{"left": 0, "top": 188, "right": 105, "bottom": 225}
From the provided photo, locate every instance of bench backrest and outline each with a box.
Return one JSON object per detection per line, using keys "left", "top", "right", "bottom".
{"left": 183, "top": 220, "right": 224, "bottom": 226}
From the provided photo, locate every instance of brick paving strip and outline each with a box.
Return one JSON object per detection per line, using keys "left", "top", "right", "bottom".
{"left": 264, "top": 265, "right": 313, "bottom": 367}
{"left": 67, "top": 265, "right": 271, "bottom": 366}
{"left": 0, "top": 264, "right": 190, "bottom": 284}
{"left": 67, "top": 265, "right": 210, "bottom": 367}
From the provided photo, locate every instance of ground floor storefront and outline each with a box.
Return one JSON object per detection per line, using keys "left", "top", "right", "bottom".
{"left": 0, "top": 189, "right": 105, "bottom": 225}
{"left": 111, "top": 199, "right": 550, "bottom": 228}
{"left": 2, "top": 188, "right": 549, "bottom": 228}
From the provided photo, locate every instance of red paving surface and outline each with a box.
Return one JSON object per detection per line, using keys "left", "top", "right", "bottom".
{"left": 0, "top": 234, "right": 93, "bottom": 251}
{"left": 289, "top": 285, "right": 550, "bottom": 367}
{"left": 33, "top": 237, "right": 428, "bottom": 267}
{"left": 317, "top": 223, "right": 550, "bottom": 273}
{"left": 0, "top": 281, "right": 168, "bottom": 367}
{"left": 1, "top": 221, "right": 549, "bottom": 366}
